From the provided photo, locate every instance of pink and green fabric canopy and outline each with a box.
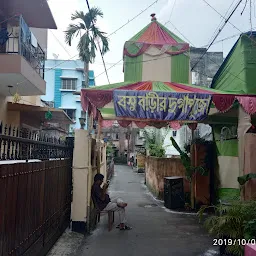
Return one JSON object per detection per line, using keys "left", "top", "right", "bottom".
{"left": 124, "top": 15, "right": 189, "bottom": 58}
{"left": 80, "top": 80, "right": 256, "bottom": 128}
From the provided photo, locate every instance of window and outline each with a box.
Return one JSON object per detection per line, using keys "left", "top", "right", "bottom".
{"left": 62, "top": 78, "right": 77, "bottom": 90}
{"left": 172, "top": 131, "right": 177, "bottom": 137}
{"left": 64, "top": 109, "right": 76, "bottom": 121}
{"left": 116, "top": 133, "right": 119, "bottom": 140}
{"left": 82, "top": 81, "right": 86, "bottom": 88}
{"left": 81, "top": 111, "right": 86, "bottom": 118}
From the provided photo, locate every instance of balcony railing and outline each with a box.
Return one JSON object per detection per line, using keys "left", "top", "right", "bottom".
{"left": 0, "top": 15, "right": 45, "bottom": 78}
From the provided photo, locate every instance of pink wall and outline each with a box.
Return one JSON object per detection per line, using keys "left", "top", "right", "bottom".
{"left": 245, "top": 244, "right": 256, "bottom": 256}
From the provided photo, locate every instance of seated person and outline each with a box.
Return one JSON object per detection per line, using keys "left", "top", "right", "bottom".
{"left": 91, "top": 173, "right": 131, "bottom": 230}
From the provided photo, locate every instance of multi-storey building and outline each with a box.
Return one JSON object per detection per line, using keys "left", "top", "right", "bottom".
{"left": 190, "top": 47, "right": 224, "bottom": 87}
{"left": 42, "top": 59, "right": 95, "bottom": 133}
{"left": 0, "top": 0, "right": 72, "bottom": 135}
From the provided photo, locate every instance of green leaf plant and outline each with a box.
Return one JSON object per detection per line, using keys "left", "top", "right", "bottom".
{"left": 170, "top": 137, "right": 207, "bottom": 182}
{"left": 198, "top": 201, "right": 256, "bottom": 256}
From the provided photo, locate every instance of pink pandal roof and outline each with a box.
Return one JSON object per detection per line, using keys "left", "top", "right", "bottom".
{"left": 137, "top": 22, "right": 178, "bottom": 45}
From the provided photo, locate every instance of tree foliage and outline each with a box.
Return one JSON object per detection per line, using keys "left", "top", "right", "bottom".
{"left": 65, "top": 7, "right": 109, "bottom": 64}
{"left": 170, "top": 137, "right": 207, "bottom": 182}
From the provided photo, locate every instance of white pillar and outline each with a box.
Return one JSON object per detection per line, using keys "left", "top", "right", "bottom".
{"left": 71, "top": 129, "right": 90, "bottom": 232}
{"left": 237, "top": 106, "right": 251, "bottom": 177}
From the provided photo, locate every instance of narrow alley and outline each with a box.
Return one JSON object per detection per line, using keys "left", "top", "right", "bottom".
{"left": 49, "top": 165, "right": 218, "bottom": 256}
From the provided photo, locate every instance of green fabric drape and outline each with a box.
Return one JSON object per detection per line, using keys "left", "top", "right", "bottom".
{"left": 171, "top": 53, "right": 189, "bottom": 83}
{"left": 215, "top": 140, "right": 238, "bottom": 157}
{"left": 128, "top": 23, "right": 151, "bottom": 41}
{"left": 218, "top": 188, "right": 240, "bottom": 201}
{"left": 124, "top": 55, "right": 143, "bottom": 82}
{"left": 87, "top": 81, "right": 131, "bottom": 90}
{"left": 124, "top": 41, "right": 143, "bottom": 82}
{"left": 211, "top": 34, "right": 256, "bottom": 94}
{"left": 152, "top": 81, "right": 175, "bottom": 91}
{"left": 213, "top": 124, "right": 238, "bottom": 157}
{"left": 99, "top": 108, "right": 115, "bottom": 119}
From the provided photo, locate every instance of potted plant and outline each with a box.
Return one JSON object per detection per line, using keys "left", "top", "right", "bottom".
{"left": 198, "top": 201, "right": 256, "bottom": 256}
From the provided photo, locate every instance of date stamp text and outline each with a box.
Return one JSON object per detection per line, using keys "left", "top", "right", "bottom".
{"left": 213, "top": 238, "right": 256, "bottom": 246}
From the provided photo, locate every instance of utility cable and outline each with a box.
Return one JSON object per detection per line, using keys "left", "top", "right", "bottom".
{"left": 6, "top": 53, "right": 79, "bottom": 91}
{"left": 191, "top": 0, "right": 243, "bottom": 71}
{"left": 108, "top": 0, "right": 158, "bottom": 38}
{"left": 168, "top": 0, "right": 177, "bottom": 22}
{"left": 0, "top": 14, "right": 20, "bottom": 26}
{"left": 202, "top": 0, "right": 256, "bottom": 44}
{"left": 207, "top": 0, "right": 237, "bottom": 44}
{"left": 165, "top": 20, "right": 195, "bottom": 46}
{"left": 49, "top": 30, "right": 91, "bottom": 81}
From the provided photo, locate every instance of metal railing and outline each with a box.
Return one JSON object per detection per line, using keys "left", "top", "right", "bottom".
{"left": 0, "top": 121, "right": 74, "bottom": 161}
{"left": 0, "top": 15, "right": 45, "bottom": 78}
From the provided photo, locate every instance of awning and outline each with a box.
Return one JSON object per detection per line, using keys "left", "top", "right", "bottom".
{"left": 7, "top": 102, "right": 74, "bottom": 124}
{"left": 80, "top": 80, "right": 256, "bottom": 128}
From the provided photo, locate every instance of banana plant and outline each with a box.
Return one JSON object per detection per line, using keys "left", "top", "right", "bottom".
{"left": 170, "top": 137, "right": 207, "bottom": 181}
{"left": 238, "top": 173, "right": 256, "bottom": 186}
{"left": 170, "top": 137, "right": 207, "bottom": 209}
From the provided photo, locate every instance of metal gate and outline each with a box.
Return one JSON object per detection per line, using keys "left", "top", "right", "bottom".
{"left": 0, "top": 122, "right": 74, "bottom": 256}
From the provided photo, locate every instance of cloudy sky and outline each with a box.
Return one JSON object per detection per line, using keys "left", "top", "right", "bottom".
{"left": 47, "top": 0, "right": 255, "bottom": 86}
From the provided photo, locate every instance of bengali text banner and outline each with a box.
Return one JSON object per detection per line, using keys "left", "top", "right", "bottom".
{"left": 113, "top": 90, "right": 212, "bottom": 121}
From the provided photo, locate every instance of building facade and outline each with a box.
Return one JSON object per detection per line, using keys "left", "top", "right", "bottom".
{"left": 43, "top": 59, "right": 95, "bottom": 132}
{"left": 0, "top": 0, "right": 72, "bottom": 136}
{"left": 102, "top": 125, "right": 144, "bottom": 158}
{"left": 190, "top": 47, "right": 224, "bottom": 87}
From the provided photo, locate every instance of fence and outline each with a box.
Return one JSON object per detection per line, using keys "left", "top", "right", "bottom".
{"left": 0, "top": 122, "right": 73, "bottom": 256}
{"left": 0, "top": 122, "right": 72, "bottom": 161}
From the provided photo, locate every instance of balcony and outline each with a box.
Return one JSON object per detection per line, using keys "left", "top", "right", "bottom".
{"left": 0, "top": 15, "right": 46, "bottom": 96}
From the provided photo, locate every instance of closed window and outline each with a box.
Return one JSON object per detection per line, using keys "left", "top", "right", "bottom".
{"left": 172, "top": 131, "right": 177, "bottom": 137}
{"left": 81, "top": 111, "right": 86, "bottom": 118}
{"left": 62, "top": 79, "right": 77, "bottom": 90}
{"left": 64, "top": 109, "right": 76, "bottom": 120}
{"left": 82, "top": 81, "right": 86, "bottom": 88}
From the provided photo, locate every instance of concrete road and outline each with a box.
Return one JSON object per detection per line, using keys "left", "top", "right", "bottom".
{"left": 48, "top": 165, "right": 218, "bottom": 256}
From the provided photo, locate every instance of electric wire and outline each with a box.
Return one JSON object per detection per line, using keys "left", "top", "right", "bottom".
{"left": 191, "top": 0, "right": 243, "bottom": 71}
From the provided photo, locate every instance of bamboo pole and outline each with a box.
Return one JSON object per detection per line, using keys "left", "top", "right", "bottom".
{"left": 97, "top": 118, "right": 102, "bottom": 174}
{"left": 97, "top": 118, "right": 102, "bottom": 140}
{"left": 191, "top": 129, "right": 195, "bottom": 209}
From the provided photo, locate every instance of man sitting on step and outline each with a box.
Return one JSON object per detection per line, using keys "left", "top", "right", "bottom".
{"left": 91, "top": 173, "right": 131, "bottom": 230}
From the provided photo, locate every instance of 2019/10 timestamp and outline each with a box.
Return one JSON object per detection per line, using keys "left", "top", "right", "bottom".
{"left": 213, "top": 239, "right": 256, "bottom": 246}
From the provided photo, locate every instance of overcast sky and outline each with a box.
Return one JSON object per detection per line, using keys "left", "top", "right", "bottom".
{"left": 47, "top": 0, "right": 255, "bottom": 86}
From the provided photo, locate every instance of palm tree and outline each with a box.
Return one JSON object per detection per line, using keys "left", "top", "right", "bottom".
{"left": 65, "top": 7, "right": 109, "bottom": 87}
